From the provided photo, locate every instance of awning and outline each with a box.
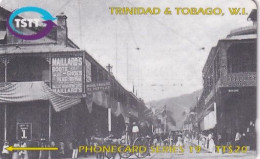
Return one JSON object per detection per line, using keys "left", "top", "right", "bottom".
{"left": 0, "top": 81, "right": 81, "bottom": 112}
{"left": 0, "top": 31, "right": 6, "bottom": 40}
{"left": 112, "top": 101, "right": 129, "bottom": 117}
{"left": 93, "top": 91, "right": 108, "bottom": 108}
{"left": 201, "top": 103, "right": 217, "bottom": 131}
{"left": 86, "top": 93, "right": 128, "bottom": 117}
{"left": 85, "top": 91, "right": 108, "bottom": 113}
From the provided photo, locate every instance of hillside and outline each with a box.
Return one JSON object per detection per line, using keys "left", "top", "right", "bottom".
{"left": 148, "top": 89, "right": 202, "bottom": 129}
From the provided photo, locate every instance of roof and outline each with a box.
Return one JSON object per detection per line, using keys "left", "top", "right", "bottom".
{"left": 0, "top": 5, "right": 143, "bottom": 109}
{"left": 247, "top": 9, "right": 257, "bottom": 22}
{"left": 227, "top": 25, "right": 257, "bottom": 38}
{"left": 223, "top": 34, "right": 257, "bottom": 40}
{"left": 0, "top": 43, "right": 81, "bottom": 55}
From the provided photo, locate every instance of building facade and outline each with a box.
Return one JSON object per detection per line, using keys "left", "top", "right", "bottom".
{"left": 197, "top": 9, "right": 257, "bottom": 147}
{"left": 0, "top": 6, "right": 154, "bottom": 157}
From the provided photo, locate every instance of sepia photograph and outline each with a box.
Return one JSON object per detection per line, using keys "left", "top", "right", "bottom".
{"left": 0, "top": 0, "right": 257, "bottom": 158}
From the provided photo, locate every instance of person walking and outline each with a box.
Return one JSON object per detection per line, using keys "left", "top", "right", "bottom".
{"left": 176, "top": 137, "right": 183, "bottom": 147}
{"left": 2, "top": 141, "right": 10, "bottom": 159}
{"left": 50, "top": 141, "right": 59, "bottom": 159}
{"left": 12, "top": 141, "right": 20, "bottom": 159}
{"left": 235, "top": 131, "right": 241, "bottom": 147}
{"left": 132, "top": 122, "right": 139, "bottom": 143}
{"left": 168, "top": 132, "right": 174, "bottom": 146}
{"left": 125, "top": 123, "right": 131, "bottom": 145}
{"left": 39, "top": 138, "right": 48, "bottom": 159}
{"left": 58, "top": 142, "right": 65, "bottom": 158}
{"left": 19, "top": 141, "right": 28, "bottom": 159}
{"left": 208, "top": 134, "right": 215, "bottom": 153}
{"left": 240, "top": 133, "right": 247, "bottom": 147}
{"left": 72, "top": 139, "right": 78, "bottom": 159}
{"left": 248, "top": 121, "right": 256, "bottom": 150}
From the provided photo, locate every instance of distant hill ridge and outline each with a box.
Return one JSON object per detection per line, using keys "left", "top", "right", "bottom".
{"left": 148, "top": 89, "right": 202, "bottom": 129}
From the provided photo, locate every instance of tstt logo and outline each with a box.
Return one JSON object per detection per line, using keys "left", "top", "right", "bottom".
{"left": 14, "top": 19, "right": 40, "bottom": 28}
{"left": 7, "top": 6, "right": 56, "bottom": 40}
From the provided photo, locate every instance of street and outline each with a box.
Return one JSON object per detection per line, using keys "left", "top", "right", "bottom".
{"left": 0, "top": 2, "right": 257, "bottom": 159}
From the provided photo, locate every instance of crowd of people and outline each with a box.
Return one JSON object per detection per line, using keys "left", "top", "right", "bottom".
{"left": 0, "top": 121, "right": 256, "bottom": 159}
{"left": 184, "top": 121, "right": 256, "bottom": 153}
{"left": 0, "top": 121, "right": 150, "bottom": 159}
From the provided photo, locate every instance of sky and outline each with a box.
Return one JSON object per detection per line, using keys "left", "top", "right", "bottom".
{"left": 0, "top": 0, "right": 257, "bottom": 102}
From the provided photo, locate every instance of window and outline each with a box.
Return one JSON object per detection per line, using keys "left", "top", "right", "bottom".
{"left": 227, "top": 43, "right": 256, "bottom": 73}
{"left": 0, "top": 20, "right": 6, "bottom": 31}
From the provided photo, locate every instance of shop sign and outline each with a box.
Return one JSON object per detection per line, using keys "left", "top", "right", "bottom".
{"left": 52, "top": 57, "right": 83, "bottom": 94}
{"left": 228, "top": 89, "right": 239, "bottom": 93}
{"left": 16, "top": 123, "right": 32, "bottom": 140}
{"left": 220, "top": 72, "right": 256, "bottom": 87}
{"left": 86, "top": 81, "right": 110, "bottom": 92}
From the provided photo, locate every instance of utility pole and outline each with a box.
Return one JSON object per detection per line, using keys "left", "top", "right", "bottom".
{"left": 196, "top": 96, "right": 199, "bottom": 145}
{"left": 106, "top": 64, "right": 113, "bottom": 135}
{"left": 48, "top": 56, "right": 52, "bottom": 159}
{"left": 4, "top": 57, "right": 7, "bottom": 142}
{"left": 164, "top": 105, "right": 167, "bottom": 134}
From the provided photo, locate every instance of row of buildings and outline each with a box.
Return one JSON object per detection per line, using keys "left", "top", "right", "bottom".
{"left": 0, "top": 5, "right": 159, "bottom": 148}
{"left": 184, "top": 9, "right": 257, "bottom": 147}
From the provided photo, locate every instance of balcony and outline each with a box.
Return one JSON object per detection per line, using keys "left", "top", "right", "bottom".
{"left": 218, "top": 72, "right": 256, "bottom": 88}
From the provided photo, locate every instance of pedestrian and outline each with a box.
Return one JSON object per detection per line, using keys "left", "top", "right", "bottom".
{"left": 176, "top": 136, "right": 183, "bottom": 147}
{"left": 184, "top": 134, "right": 189, "bottom": 143}
{"left": 28, "top": 140, "right": 39, "bottom": 159}
{"left": 235, "top": 131, "right": 241, "bottom": 147}
{"left": 240, "top": 133, "right": 247, "bottom": 147}
{"left": 132, "top": 122, "right": 139, "bottom": 143}
{"left": 208, "top": 134, "right": 215, "bottom": 153}
{"left": 201, "top": 136, "right": 206, "bottom": 148}
{"left": 19, "top": 141, "right": 28, "bottom": 159}
{"left": 72, "top": 139, "right": 78, "bottom": 159}
{"left": 58, "top": 142, "right": 65, "bottom": 158}
{"left": 168, "top": 132, "right": 174, "bottom": 146}
{"left": 124, "top": 123, "right": 131, "bottom": 145}
{"left": 248, "top": 121, "right": 256, "bottom": 150}
{"left": 2, "top": 141, "right": 10, "bottom": 159}
{"left": 39, "top": 138, "right": 48, "bottom": 159}
{"left": 139, "top": 122, "right": 148, "bottom": 137}
{"left": 216, "top": 134, "right": 222, "bottom": 145}
{"left": 50, "top": 141, "right": 58, "bottom": 159}
{"left": 216, "top": 134, "right": 223, "bottom": 153}
{"left": 12, "top": 141, "right": 20, "bottom": 159}
{"left": 120, "top": 131, "right": 127, "bottom": 144}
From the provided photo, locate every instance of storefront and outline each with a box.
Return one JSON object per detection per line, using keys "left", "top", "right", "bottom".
{"left": 0, "top": 47, "right": 85, "bottom": 146}
{"left": 217, "top": 87, "right": 256, "bottom": 144}
{"left": 199, "top": 102, "right": 217, "bottom": 132}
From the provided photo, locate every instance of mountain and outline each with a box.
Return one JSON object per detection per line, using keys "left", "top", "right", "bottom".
{"left": 148, "top": 89, "right": 202, "bottom": 129}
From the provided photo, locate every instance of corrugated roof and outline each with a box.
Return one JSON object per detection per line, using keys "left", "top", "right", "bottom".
{"left": 0, "top": 43, "right": 82, "bottom": 54}
{"left": 223, "top": 34, "right": 256, "bottom": 40}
